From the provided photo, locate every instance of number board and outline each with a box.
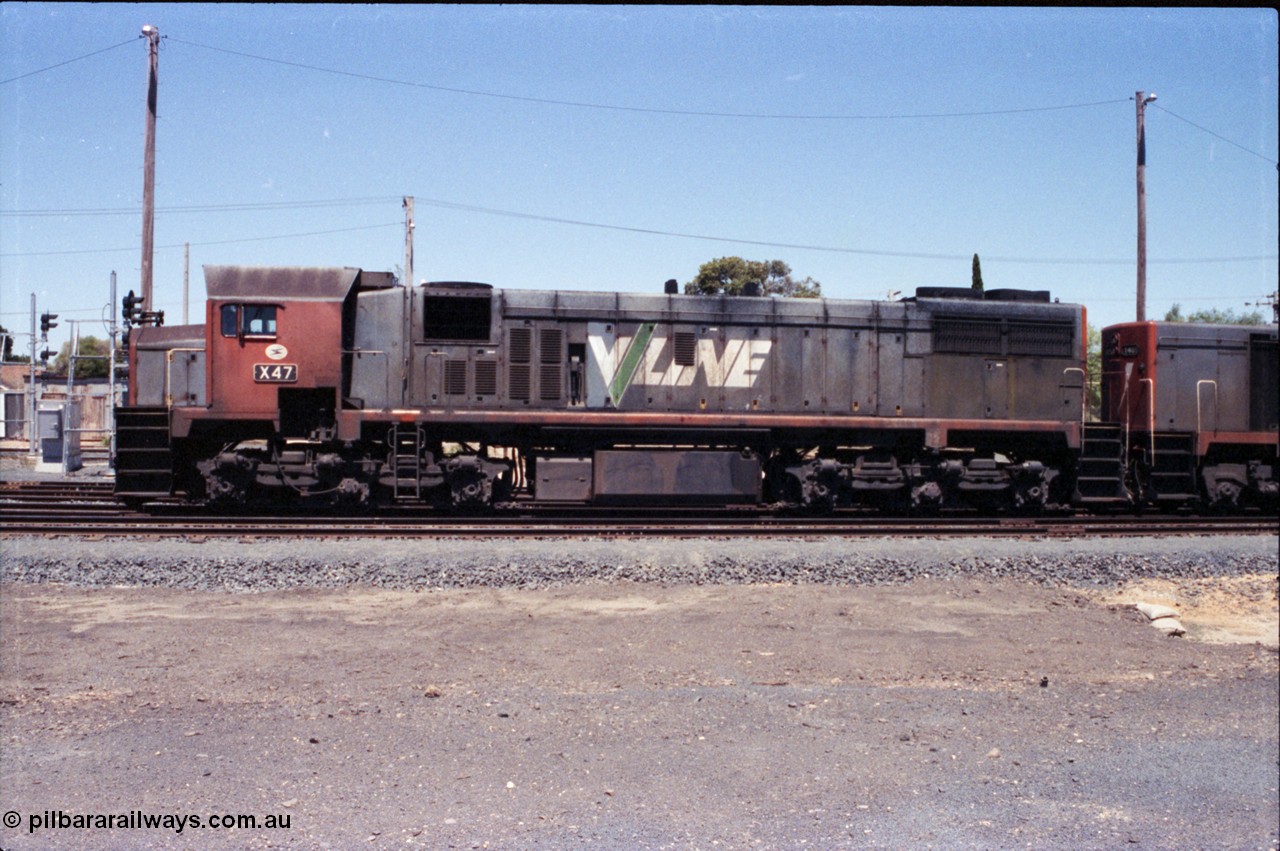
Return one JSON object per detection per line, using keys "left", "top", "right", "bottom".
{"left": 253, "top": 363, "right": 298, "bottom": 383}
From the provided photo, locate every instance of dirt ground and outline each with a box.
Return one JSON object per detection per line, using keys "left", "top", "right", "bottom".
{"left": 1, "top": 572, "right": 1277, "bottom": 850}
{"left": 1093, "top": 573, "right": 1279, "bottom": 647}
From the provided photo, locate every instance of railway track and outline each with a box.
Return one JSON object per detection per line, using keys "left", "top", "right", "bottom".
{"left": 1, "top": 480, "right": 1276, "bottom": 538}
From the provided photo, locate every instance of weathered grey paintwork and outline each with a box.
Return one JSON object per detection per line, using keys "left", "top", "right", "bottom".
{"left": 348, "top": 284, "right": 1085, "bottom": 425}
{"left": 1149, "top": 322, "right": 1278, "bottom": 434}
{"left": 129, "top": 324, "right": 205, "bottom": 407}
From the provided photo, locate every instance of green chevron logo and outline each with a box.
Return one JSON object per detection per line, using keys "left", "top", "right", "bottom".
{"left": 608, "top": 321, "right": 656, "bottom": 408}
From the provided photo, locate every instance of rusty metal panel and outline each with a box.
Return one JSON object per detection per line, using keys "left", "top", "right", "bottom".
{"left": 902, "top": 353, "right": 925, "bottom": 417}
{"left": 131, "top": 325, "right": 204, "bottom": 407}
{"left": 877, "top": 328, "right": 905, "bottom": 416}
{"left": 927, "top": 356, "right": 985, "bottom": 420}
{"left": 1214, "top": 345, "right": 1250, "bottom": 433}
{"left": 167, "top": 350, "right": 205, "bottom": 407}
{"left": 133, "top": 347, "right": 169, "bottom": 407}
{"left": 1152, "top": 323, "right": 1251, "bottom": 432}
{"left": 421, "top": 350, "right": 447, "bottom": 405}
{"left": 825, "top": 327, "right": 856, "bottom": 414}
{"left": 534, "top": 455, "right": 593, "bottom": 502}
{"left": 1007, "top": 355, "right": 1073, "bottom": 421}
{"left": 718, "top": 326, "right": 765, "bottom": 411}
{"left": 982, "top": 359, "right": 1009, "bottom": 419}
{"left": 800, "top": 329, "right": 825, "bottom": 412}
{"left": 853, "top": 330, "right": 877, "bottom": 416}
{"left": 593, "top": 450, "right": 760, "bottom": 503}
{"left": 771, "top": 327, "right": 803, "bottom": 413}
{"left": 350, "top": 288, "right": 405, "bottom": 411}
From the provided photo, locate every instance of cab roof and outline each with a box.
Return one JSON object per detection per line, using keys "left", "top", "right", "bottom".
{"left": 203, "top": 266, "right": 362, "bottom": 302}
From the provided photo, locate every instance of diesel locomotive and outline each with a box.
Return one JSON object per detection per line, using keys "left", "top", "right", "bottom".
{"left": 113, "top": 265, "right": 1277, "bottom": 513}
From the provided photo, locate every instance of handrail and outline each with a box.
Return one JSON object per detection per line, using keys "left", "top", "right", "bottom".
{"left": 1139, "top": 378, "right": 1155, "bottom": 471}
{"left": 1196, "top": 379, "right": 1218, "bottom": 435}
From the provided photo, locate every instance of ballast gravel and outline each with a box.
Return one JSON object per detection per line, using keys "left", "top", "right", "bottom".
{"left": 2, "top": 534, "right": 1275, "bottom": 592}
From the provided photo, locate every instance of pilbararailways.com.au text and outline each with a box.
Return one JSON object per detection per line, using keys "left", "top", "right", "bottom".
{"left": 5, "top": 809, "right": 291, "bottom": 835}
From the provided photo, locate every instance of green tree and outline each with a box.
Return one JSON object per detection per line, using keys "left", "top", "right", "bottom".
{"left": 685, "top": 257, "right": 821, "bottom": 298}
{"left": 50, "top": 336, "right": 112, "bottom": 378}
{"left": 1163, "top": 303, "right": 1265, "bottom": 325}
{"left": 0, "top": 323, "right": 24, "bottom": 360}
{"left": 971, "top": 253, "right": 984, "bottom": 292}
{"left": 1086, "top": 324, "right": 1101, "bottom": 421}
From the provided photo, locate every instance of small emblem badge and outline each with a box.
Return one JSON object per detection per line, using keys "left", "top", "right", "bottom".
{"left": 265, "top": 343, "right": 289, "bottom": 361}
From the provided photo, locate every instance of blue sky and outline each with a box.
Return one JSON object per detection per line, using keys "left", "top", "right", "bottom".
{"left": 2, "top": 5, "right": 1277, "bottom": 355}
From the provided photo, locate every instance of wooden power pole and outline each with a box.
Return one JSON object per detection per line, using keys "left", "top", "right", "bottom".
{"left": 403, "top": 196, "right": 415, "bottom": 289}
{"left": 140, "top": 24, "right": 160, "bottom": 311}
{"left": 1135, "top": 90, "right": 1156, "bottom": 322}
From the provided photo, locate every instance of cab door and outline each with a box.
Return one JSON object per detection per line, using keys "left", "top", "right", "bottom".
{"left": 208, "top": 301, "right": 289, "bottom": 414}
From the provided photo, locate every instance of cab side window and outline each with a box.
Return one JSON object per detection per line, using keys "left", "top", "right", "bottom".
{"left": 243, "top": 305, "right": 277, "bottom": 336}
{"left": 221, "top": 305, "right": 239, "bottom": 337}
{"left": 220, "top": 304, "right": 278, "bottom": 338}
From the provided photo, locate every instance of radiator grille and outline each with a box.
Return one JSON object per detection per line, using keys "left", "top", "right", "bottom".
{"left": 509, "top": 327, "right": 532, "bottom": 364}
{"left": 474, "top": 360, "right": 497, "bottom": 397}
{"left": 673, "top": 331, "right": 697, "bottom": 367}
{"left": 540, "top": 328, "right": 563, "bottom": 363}
{"left": 443, "top": 360, "right": 467, "bottom": 396}
{"left": 540, "top": 363, "right": 561, "bottom": 401}
{"left": 1007, "top": 322, "right": 1075, "bottom": 357}
{"left": 509, "top": 364, "right": 531, "bottom": 401}
{"left": 933, "top": 319, "right": 1002, "bottom": 355}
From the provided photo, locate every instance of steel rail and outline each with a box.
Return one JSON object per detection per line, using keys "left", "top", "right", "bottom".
{"left": 1, "top": 513, "right": 1274, "bottom": 539}
{"left": 1, "top": 481, "right": 1276, "bottom": 538}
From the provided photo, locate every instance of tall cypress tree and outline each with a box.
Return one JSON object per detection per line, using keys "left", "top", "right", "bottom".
{"left": 971, "top": 253, "right": 985, "bottom": 292}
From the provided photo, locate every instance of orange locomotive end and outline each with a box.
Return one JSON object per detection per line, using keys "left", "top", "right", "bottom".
{"left": 1100, "top": 321, "right": 1159, "bottom": 432}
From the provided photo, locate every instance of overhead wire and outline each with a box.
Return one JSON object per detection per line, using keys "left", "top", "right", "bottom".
{"left": 4, "top": 196, "right": 1274, "bottom": 265}
{"left": 395, "top": 196, "right": 1280, "bottom": 265}
{"left": 0, "top": 197, "right": 403, "bottom": 218}
{"left": 1151, "top": 104, "right": 1279, "bottom": 167}
{"left": 0, "top": 222, "right": 401, "bottom": 258}
{"left": 168, "top": 36, "right": 1129, "bottom": 121}
{"left": 1, "top": 37, "right": 1274, "bottom": 270}
{"left": 0, "top": 37, "right": 139, "bottom": 85}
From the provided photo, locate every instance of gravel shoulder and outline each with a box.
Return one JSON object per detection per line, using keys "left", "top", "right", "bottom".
{"left": 1, "top": 533, "right": 1277, "bottom": 849}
